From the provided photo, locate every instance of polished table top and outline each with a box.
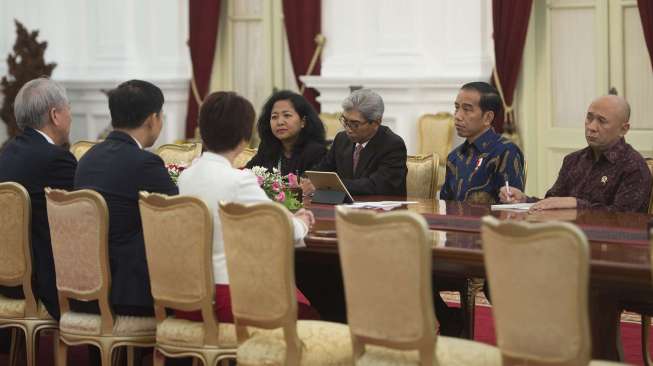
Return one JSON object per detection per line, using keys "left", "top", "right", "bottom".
{"left": 303, "top": 197, "right": 653, "bottom": 288}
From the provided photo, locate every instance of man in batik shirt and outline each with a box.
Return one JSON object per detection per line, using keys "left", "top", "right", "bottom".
{"left": 440, "top": 82, "right": 525, "bottom": 203}
{"left": 500, "top": 95, "right": 651, "bottom": 213}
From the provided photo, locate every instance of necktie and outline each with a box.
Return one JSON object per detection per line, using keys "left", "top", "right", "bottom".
{"left": 353, "top": 143, "right": 364, "bottom": 173}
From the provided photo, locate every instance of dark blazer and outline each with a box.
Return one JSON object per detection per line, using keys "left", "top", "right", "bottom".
{"left": 246, "top": 140, "right": 327, "bottom": 176}
{"left": 74, "top": 131, "right": 178, "bottom": 309}
{"left": 314, "top": 125, "right": 407, "bottom": 196}
{"left": 0, "top": 128, "right": 77, "bottom": 320}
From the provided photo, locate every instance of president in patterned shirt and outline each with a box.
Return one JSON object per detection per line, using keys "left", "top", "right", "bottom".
{"left": 500, "top": 95, "right": 651, "bottom": 212}
{"left": 440, "top": 82, "right": 525, "bottom": 204}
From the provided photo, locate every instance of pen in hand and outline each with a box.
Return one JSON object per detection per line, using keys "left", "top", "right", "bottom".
{"left": 504, "top": 180, "right": 512, "bottom": 200}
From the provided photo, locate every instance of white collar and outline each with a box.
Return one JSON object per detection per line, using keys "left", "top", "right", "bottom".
{"left": 129, "top": 134, "right": 143, "bottom": 149}
{"left": 201, "top": 151, "right": 232, "bottom": 165}
{"left": 35, "top": 129, "right": 55, "bottom": 145}
{"left": 357, "top": 141, "right": 369, "bottom": 149}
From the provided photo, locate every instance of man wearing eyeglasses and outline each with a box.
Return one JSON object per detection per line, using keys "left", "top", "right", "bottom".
{"left": 301, "top": 88, "right": 407, "bottom": 196}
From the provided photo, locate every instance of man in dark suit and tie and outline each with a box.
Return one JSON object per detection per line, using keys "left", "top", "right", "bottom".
{"left": 74, "top": 80, "right": 178, "bottom": 316}
{"left": 302, "top": 88, "right": 407, "bottom": 196}
{"left": 0, "top": 77, "right": 76, "bottom": 320}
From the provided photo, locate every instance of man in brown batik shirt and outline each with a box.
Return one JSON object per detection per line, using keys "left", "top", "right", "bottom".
{"left": 499, "top": 95, "right": 651, "bottom": 213}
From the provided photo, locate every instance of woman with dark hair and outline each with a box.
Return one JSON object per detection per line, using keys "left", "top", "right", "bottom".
{"left": 246, "top": 90, "right": 327, "bottom": 176}
{"left": 176, "top": 91, "right": 319, "bottom": 323}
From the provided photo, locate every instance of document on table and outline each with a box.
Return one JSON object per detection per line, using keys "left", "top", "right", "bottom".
{"left": 344, "top": 201, "right": 418, "bottom": 211}
{"left": 490, "top": 203, "right": 535, "bottom": 211}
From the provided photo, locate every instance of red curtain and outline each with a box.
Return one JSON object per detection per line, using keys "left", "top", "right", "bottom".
{"left": 492, "top": 0, "right": 533, "bottom": 133}
{"left": 185, "top": 0, "right": 221, "bottom": 138}
{"left": 282, "top": 0, "right": 321, "bottom": 112}
{"left": 639, "top": 0, "right": 653, "bottom": 71}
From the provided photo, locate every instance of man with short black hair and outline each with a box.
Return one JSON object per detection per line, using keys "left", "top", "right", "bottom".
{"left": 0, "top": 77, "right": 76, "bottom": 320}
{"left": 74, "top": 79, "right": 178, "bottom": 316}
{"left": 440, "top": 81, "right": 525, "bottom": 203}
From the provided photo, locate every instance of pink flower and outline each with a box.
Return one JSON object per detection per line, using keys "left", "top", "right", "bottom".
{"left": 287, "top": 173, "right": 298, "bottom": 188}
{"left": 256, "top": 175, "right": 264, "bottom": 186}
{"left": 275, "top": 191, "right": 285, "bottom": 202}
{"left": 271, "top": 181, "right": 281, "bottom": 192}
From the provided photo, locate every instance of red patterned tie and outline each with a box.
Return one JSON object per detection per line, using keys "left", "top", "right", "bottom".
{"left": 353, "top": 143, "right": 364, "bottom": 172}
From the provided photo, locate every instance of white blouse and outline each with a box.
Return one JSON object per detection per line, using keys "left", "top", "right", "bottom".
{"left": 178, "top": 151, "right": 308, "bottom": 284}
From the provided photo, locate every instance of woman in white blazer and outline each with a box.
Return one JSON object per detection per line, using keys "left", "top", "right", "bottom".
{"left": 176, "top": 91, "right": 319, "bottom": 322}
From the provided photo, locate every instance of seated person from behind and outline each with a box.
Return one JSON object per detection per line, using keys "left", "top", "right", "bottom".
{"left": 0, "top": 78, "right": 76, "bottom": 320}
{"left": 302, "top": 88, "right": 407, "bottom": 196}
{"left": 500, "top": 95, "right": 651, "bottom": 213}
{"left": 440, "top": 81, "right": 525, "bottom": 204}
{"left": 246, "top": 90, "right": 327, "bottom": 176}
{"left": 74, "top": 80, "right": 178, "bottom": 316}
{"left": 177, "top": 91, "right": 319, "bottom": 322}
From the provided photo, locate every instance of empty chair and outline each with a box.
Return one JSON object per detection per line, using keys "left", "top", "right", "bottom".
{"left": 0, "top": 182, "right": 58, "bottom": 366}
{"left": 219, "top": 201, "right": 352, "bottom": 366}
{"left": 417, "top": 112, "right": 454, "bottom": 191}
{"left": 139, "top": 192, "right": 237, "bottom": 365}
{"left": 156, "top": 142, "right": 203, "bottom": 166}
{"left": 46, "top": 188, "right": 156, "bottom": 365}
{"left": 335, "top": 206, "right": 501, "bottom": 365}
{"left": 406, "top": 153, "right": 439, "bottom": 199}
{"left": 481, "top": 216, "right": 626, "bottom": 365}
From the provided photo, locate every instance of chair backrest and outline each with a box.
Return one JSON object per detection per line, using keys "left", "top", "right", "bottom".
{"left": 646, "top": 158, "right": 653, "bottom": 214}
{"left": 139, "top": 192, "right": 222, "bottom": 345}
{"left": 45, "top": 188, "right": 114, "bottom": 333}
{"left": 233, "top": 147, "right": 257, "bottom": 169}
{"left": 0, "top": 182, "right": 40, "bottom": 316}
{"left": 319, "top": 112, "right": 342, "bottom": 142}
{"left": 70, "top": 140, "right": 100, "bottom": 161}
{"left": 417, "top": 112, "right": 454, "bottom": 157}
{"left": 156, "top": 143, "right": 203, "bottom": 166}
{"left": 406, "top": 153, "right": 439, "bottom": 199}
{"left": 335, "top": 206, "right": 436, "bottom": 364}
{"left": 218, "top": 201, "right": 301, "bottom": 357}
{"left": 481, "top": 216, "right": 591, "bottom": 365}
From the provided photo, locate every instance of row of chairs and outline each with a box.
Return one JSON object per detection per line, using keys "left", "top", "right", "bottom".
{"left": 0, "top": 179, "right": 633, "bottom": 365}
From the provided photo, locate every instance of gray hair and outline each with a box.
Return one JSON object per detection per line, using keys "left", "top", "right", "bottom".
{"left": 14, "top": 77, "right": 68, "bottom": 130}
{"left": 341, "top": 88, "right": 384, "bottom": 123}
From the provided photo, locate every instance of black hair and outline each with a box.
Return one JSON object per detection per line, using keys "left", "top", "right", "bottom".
{"left": 256, "top": 90, "right": 326, "bottom": 160}
{"left": 108, "top": 79, "right": 164, "bottom": 129}
{"left": 461, "top": 81, "right": 502, "bottom": 118}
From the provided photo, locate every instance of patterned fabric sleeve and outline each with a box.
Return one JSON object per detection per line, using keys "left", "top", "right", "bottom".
{"left": 579, "top": 162, "right": 652, "bottom": 212}
{"left": 439, "top": 157, "right": 455, "bottom": 200}
{"left": 498, "top": 146, "right": 525, "bottom": 191}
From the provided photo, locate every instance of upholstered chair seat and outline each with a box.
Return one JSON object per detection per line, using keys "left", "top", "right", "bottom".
{"left": 59, "top": 312, "right": 156, "bottom": 336}
{"left": 237, "top": 320, "right": 351, "bottom": 365}
{"left": 155, "top": 318, "right": 237, "bottom": 348}
{"left": 358, "top": 337, "right": 501, "bottom": 366}
{"left": 0, "top": 296, "right": 52, "bottom": 319}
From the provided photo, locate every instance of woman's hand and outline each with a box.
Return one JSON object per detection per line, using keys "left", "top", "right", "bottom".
{"left": 294, "top": 208, "right": 315, "bottom": 231}
{"left": 300, "top": 177, "right": 316, "bottom": 196}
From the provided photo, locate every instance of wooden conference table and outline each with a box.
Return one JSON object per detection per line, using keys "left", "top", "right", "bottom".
{"left": 295, "top": 197, "right": 653, "bottom": 361}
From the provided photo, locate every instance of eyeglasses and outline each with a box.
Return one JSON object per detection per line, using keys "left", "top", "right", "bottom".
{"left": 339, "top": 115, "right": 370, "bottom": 130}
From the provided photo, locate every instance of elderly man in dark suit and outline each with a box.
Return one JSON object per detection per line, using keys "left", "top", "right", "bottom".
{"left": 74, "top": 80, "right": 178, "bottom": 316}
{"left": 0, "top": 77, "right": 76, "bottom": 320}
{"left": 302, "top": 88, "right": 407, "bottom": 196}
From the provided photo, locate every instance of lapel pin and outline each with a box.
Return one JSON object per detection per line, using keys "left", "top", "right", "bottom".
{"left": 601, "top": 176, "right": 608, "bottom": 185}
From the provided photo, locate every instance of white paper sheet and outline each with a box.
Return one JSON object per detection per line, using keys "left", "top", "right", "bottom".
{"left": 343, "top": 201, "right": 418, "bottom": 211}
{"left": 490, "top": 203, "right": 535, "bottom": 211}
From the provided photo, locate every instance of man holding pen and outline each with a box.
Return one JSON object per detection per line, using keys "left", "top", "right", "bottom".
{"left": 440, "top": 82, "right": 525, "bottom": 203}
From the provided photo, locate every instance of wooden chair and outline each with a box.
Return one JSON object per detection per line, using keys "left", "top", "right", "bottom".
{"left": 70, "top": 140, "right": 100, "bottom": 161}
{"left": 45, "top": 188, "right": 156, "bottom": 365}
{"left": 319, "top": 112, "right": 342, "bottom": 142}
{"left": 407, "top": 153, "right": 439, "bottom": 199}
{"left": 139, "top": 192, "right": 237, "bottom": 365}
{"left": 481, "top": 216, "right": 626, "bottom": 365}
{"left": 233, "top": 148, "right": 257, "bottom": 169}
{"left": 219, "top": 201, "right": 352, "bottom": 365}
{"left": 335, "top": 206, "right": 500, "bottom": 365}
{"left": 417, "top": 112, "right": 454, "bottom": 191}
{"left": 156, "top": 143, "right": 203, "bottom": 166}
{"left": 0, "top": 182, "right": 58, "bottom": 366}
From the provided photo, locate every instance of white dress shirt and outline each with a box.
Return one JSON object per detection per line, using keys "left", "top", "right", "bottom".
{"left": 35, "top": 129, "right": 55, "bottom": 145}
{"left": 178, "top": 151, "right": 308, "bottom": 285}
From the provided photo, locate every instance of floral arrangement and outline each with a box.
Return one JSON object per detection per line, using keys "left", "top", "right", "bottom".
{"left": 250, "top": 166, "right": 303, "bottom": 212}
{"left": 166, "top": 163, "right": 186, "bottom": 184}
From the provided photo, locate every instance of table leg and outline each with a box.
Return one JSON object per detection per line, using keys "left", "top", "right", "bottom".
{"left": 590, "top": 288, "right": 624, "bottom": 361}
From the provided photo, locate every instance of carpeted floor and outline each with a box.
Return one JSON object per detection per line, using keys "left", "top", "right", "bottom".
{"left": 1, "top": 301, "right": 650, "bottom": 365}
